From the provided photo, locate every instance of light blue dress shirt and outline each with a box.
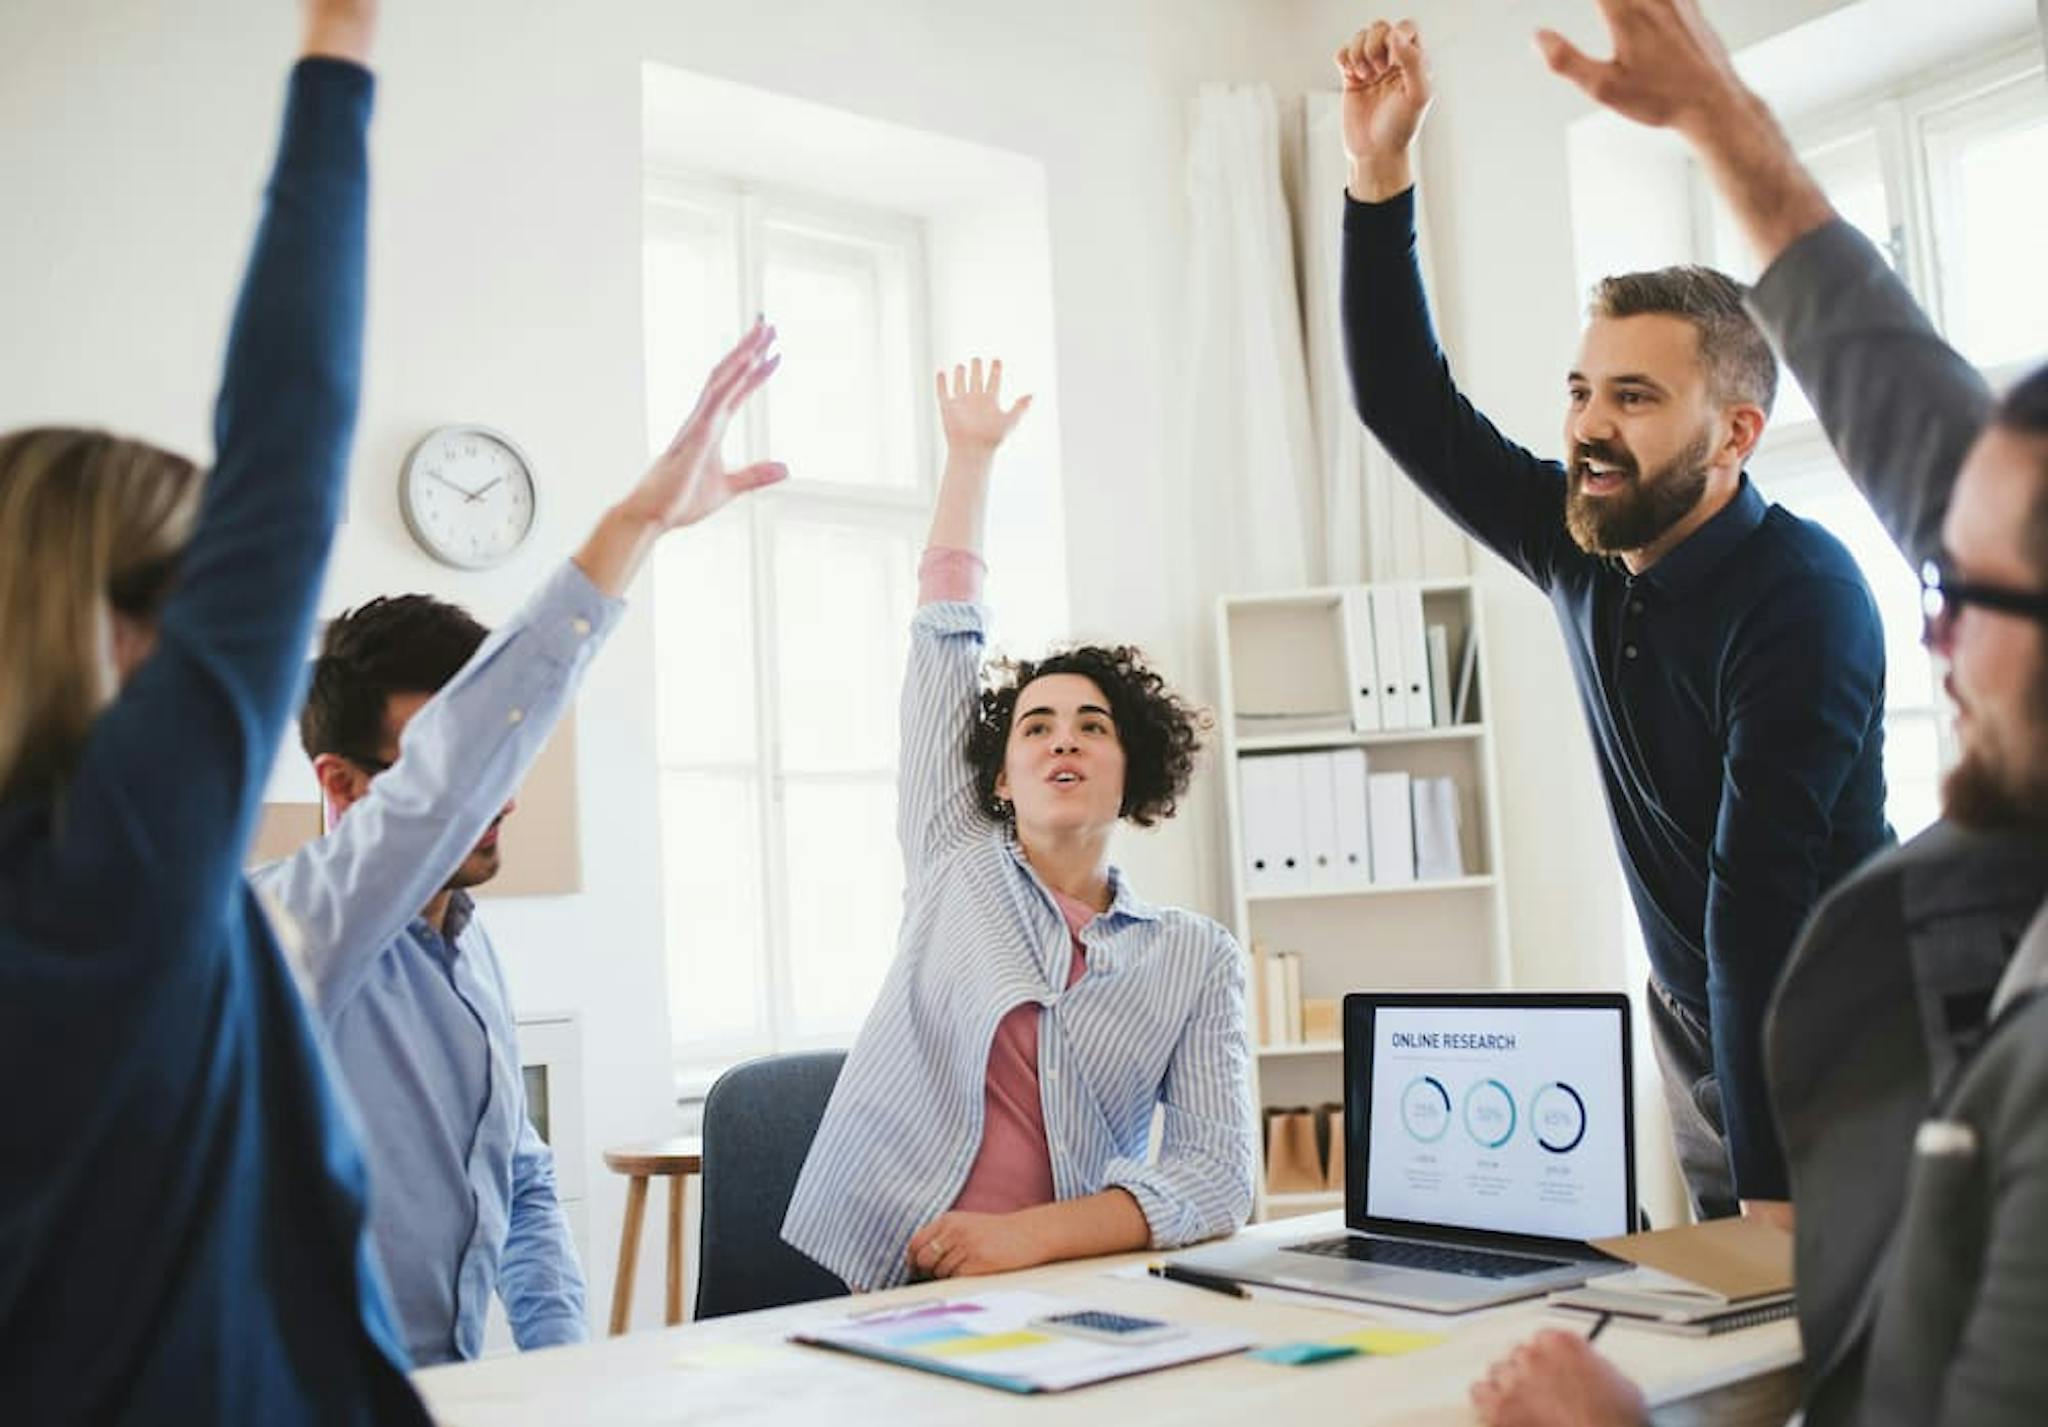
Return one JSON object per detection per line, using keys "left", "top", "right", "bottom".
{"left": 782, "top": 600, "right": 1258, "bottom": 1292}
{"left": 253, "top": 561, "right": 621, "bottom": 1366}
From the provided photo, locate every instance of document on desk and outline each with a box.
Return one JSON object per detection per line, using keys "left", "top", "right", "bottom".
{"left": 791, "top": 1291, "right": 1254, "bottom": 1393}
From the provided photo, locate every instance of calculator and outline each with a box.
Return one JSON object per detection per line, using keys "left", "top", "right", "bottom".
{"left": 1028, "top": 1308, "right": 1188, "bottom": 1346}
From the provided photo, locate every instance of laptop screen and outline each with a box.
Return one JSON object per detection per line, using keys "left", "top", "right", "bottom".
{"left": 1349, "top": 994, "right": 1634, "bottom": 1245}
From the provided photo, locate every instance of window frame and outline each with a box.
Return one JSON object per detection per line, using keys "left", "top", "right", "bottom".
{"left": 643, "top": 170, "right": 937, "bottom": 1094}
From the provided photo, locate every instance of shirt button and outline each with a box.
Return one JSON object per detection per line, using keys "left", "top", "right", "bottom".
{"left": 1628, "top": 600, "right": 1644, "bottom": 616}
{"left": 508, "top": 707, "right": 525, "bottom": 724}
{"left": 572, "top": 617, "right": 592, "bottom": 636}
{"left": 1623, "top": 644, "right": 1639, "bottom": 661}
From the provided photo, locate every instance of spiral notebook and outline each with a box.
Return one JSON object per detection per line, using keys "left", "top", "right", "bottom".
{"left": 1546, "top": 1217, "right": 1796, "bottom": 1337}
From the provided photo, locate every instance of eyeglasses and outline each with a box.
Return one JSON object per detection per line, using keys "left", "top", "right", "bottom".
{"left": 1920, "top": 559, "right": 2048, "bottom": 642}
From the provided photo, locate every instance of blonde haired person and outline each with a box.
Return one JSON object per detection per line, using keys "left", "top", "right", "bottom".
{"left": 0, "top": 4, "right": 435, "bottom": 1422}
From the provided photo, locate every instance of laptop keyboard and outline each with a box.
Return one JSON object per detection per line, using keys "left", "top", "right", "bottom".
{"left": 1285, "top": 1236, "right": 1569, "bottom": 1280}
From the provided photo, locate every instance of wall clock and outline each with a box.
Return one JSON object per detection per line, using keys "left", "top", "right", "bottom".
{"left": 399, "top": 424, "right": 538, "bottom": 569}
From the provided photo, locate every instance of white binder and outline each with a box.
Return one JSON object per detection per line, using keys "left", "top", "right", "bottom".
{"left": 1302, "top": 751, "right": 1344, "bottom": 891}
{"left": 1240, "top": 755, "right": 1310, "bottom": 895}
{"left": 1426, "top": 624, "right": 1453, "bottom": 729}
{"left": 1367, "top": 770, "right": 1416, "bottom": 884}
{"left": 1330, "top": 747, "right": 1374, "bottom": 890}
{"left": 1396, "top": 584, "right": 1434, "bottom": 728}
{"left": 1340, "top": 589, "right": 1384, "bottom": 734}
{"left": 1367, "top": 586, "right": 1410, "bottom": 731}
{"left": 1413, "top": 775, "right": 1466, "bottom": 881}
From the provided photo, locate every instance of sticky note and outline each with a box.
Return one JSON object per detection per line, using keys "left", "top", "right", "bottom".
{"left": 921, "top": 1330, "right": 1055, "bottom": 1358}
{"left": 1328, "top": 1328, "right": 1445, "bottom": 1356}
{"left": 1251, "top": 1341, "right": 1359, "bottom": 1366}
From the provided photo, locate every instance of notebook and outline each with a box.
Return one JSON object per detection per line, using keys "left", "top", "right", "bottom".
{"left": 1547, "top": 1217, "right": 1796, "bottom": 1337}
{"left": 790, "top": 1291, "right": 1253, "bottom": 1394}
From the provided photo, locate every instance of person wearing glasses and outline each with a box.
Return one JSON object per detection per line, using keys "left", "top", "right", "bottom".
{"left": 250, "top": 323, "right": 786, "bottom": 1367}
{"left": 1464, "top": 3, "right": 2048, "bottom": 1425}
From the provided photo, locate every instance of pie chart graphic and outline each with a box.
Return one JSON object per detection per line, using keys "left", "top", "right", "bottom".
{"left": 1401, "top": 1075, "right": 1452, "bottom": 1143}
{"left": 1532, "top": 1081, "right": 1588, "bottom": 1154}
{"left": 1461, "top": 1078, "right": 1517, "bottom": 1149}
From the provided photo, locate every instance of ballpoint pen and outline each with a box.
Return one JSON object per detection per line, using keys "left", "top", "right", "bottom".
{"left": 1149, "top": 1261, "right": 1251, "bottom": 1299}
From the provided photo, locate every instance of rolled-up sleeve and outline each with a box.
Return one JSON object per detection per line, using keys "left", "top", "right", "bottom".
{"left": 1102, "top": 933, "right": 1258, "bottom": 1246}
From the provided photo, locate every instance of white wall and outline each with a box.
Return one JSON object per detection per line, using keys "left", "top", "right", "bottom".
{"left": 0, "top": 0, "right": 1317, "bottom": 1335}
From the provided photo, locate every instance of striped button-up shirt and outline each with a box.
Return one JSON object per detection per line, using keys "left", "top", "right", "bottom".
{"left": 782, "top": 600, "right": 1257, "bottom": 1291}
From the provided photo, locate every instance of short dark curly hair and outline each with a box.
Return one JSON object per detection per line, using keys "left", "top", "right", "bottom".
{"left": 299, "top": 594, "right": 488, "bottom": 765}
{"left": 966, "top": 644, "right": 1210, "bottom": 829}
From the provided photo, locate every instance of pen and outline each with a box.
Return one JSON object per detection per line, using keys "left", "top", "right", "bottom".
{"left": 1586, "top": 1312, "right": 1612, "bottom": 1344}
{"left": 1150, "top": 1262, "right": 1251, "bottom": 1299}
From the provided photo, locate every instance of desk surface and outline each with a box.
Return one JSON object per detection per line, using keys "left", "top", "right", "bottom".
{"left": 415, "top": 1214, "right": 1800, "bottom": 1426}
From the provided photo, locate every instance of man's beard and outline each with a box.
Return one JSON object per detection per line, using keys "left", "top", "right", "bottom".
{"left": 1565, "top": 430, "right": 1714, "bottom": 557}
{"left": 443, "top": 839, "right": 503, "bottom": 892}
{"left": 1941, "top": 660, "right": 2048, "bottom": 836}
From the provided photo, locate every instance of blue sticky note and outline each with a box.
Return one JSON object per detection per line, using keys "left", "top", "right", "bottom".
{"left": 1251, "top": 1341, "right": 1360, "bottom": 1366}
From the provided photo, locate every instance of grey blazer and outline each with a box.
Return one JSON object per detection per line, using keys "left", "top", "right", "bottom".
{"left": 1766, "top": 825, "right": 2048, "bottom": 1425}
{"left": 1859, "top": 981, "right": 2048, "bottom": 1424}
{"left": 1747, "top": 218, "right": 2048, "bottom": 1424}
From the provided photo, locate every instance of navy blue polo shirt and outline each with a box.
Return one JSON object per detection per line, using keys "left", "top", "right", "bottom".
{"left": 1340, "top": 189, "right": 1893, "bottom": 1199}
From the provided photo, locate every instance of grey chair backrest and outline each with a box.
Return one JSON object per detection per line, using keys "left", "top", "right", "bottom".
{"left": 693, "top": 1049, "right": 851, "bottom": 1320}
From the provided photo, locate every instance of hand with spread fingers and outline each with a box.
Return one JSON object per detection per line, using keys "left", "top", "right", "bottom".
{"left": 1533, "top": 0, "right": 1747, "bottom": 138}
{"left": 936, "top": 357, "right": 1032, "bottom": 457}
{"left": 621, "top": 319, "right": 788, "bottom": 533}
{"left": 1333, "top": 18, "right": 1432, "bottom": 201}
{"left": 905, "top": 1210, "right": 1046, "bottom": 1281}
{"left": 1470, "top": 1329, "right": 1648, "bottom": 1427}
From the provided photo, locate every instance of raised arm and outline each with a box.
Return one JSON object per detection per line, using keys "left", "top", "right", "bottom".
{"left": 1336, "top": 20, "right": 1574, "bottom": 587}
{"left": 897, "top": 361, "right": 1030, "bottom": 871}
{"left": 53, "top": 6, "right": 377, "bottom": 933}
{"left": 261, "top": 323, "right": 783, "bottom": 1012}
{"left": 1536, "top": 0, "right": 1993, "bottom": 566}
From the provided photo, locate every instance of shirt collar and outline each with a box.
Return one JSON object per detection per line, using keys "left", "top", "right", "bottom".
{"left": 1991, "top": 898, "right": 2048, "bottom": 1019}
{"left": 1004, "top": 836, "right": 1161, "bottom": 925}
{"left": 1634, "top": 474, "right": 1767, "bottom": 599}
{"left": 412, "top": 889, "right": 478, "bottom": 953}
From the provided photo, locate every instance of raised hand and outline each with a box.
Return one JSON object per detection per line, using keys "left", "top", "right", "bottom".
{"left": 622, "top": 319, "right": 787, "bottom": 532}
{"left": 1534, "top": 0, "right": 1745, "bottom": 138}
{"left": 937, "top": 358, "right": 1032, "bottom": 456}
{"left": 302, "top": 0, "right": 380, "bottom": 63}
{"left": 1334, "top": 19, "right": 1433, "bottom": 196}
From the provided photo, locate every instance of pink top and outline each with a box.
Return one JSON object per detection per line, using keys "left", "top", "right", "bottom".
{"left": 952, "top": 889, "right": 1095, "bottom": 1214}
{"left": 920, "top": 543, "right": 1092, "bottom": 1214}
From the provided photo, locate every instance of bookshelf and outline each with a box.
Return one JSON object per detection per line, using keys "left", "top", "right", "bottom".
{"left": 1215, "top": 579, "right": 1512, "bottom": 1220}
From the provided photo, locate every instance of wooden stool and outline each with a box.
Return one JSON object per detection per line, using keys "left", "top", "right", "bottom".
{"left": 602, "top": 1136, "right": 702, "bottom": 1334}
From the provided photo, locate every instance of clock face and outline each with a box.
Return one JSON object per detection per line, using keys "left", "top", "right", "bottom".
{"left": 400, "top": 425, "right": 538, "bottom": 569}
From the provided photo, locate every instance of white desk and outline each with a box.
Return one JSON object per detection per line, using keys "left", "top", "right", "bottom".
{"left": 415, "top": 1214, "right": 1800, "bottom": 1426}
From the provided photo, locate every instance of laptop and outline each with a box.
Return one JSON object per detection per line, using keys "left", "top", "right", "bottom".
{"left": 1176, "top": 991, "right": 1637, "bottom": 1312}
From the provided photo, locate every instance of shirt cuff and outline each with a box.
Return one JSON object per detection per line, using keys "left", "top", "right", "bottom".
{"left": 1343, "top": 183, "right": 1417, "bottom": 236}
{"left": 516, "top": 559, "right": 627, "bottom": 662}
{"left": 918, "top": 547, "right": 987, "bottom": 605}
{"left": 512, "top": 1312, "right": 589, "bottom": 1351}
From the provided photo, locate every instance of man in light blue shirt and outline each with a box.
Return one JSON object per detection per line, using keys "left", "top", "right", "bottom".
{"left": 252, "top": 320, "right": 789, "bottom": 1365}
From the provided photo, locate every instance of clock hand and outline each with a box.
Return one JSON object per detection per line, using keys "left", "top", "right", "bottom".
{"left": 429, "top": 469, "right": 482, "bottom": 500}
{"left": 466, "top": 476, "right": 504, "bottom": 502}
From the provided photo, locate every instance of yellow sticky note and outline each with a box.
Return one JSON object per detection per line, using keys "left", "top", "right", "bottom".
{"left": 921, "top": 1330, "right": 1054, "bottom": 1358}
{"left": 1327, "top": 1328, "right": 1445, "bottom": 1357}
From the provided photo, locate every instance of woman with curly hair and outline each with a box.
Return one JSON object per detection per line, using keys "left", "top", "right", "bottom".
{"left": 783, "top": 359, "right": 1256, "bottom": 1291}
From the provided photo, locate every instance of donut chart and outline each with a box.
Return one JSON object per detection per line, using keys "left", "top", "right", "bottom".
{"left": 1400, "top": 1075, "right": 1452, "bottom": 1143}
{"left": 1531, "top": 1081, "right": 1588, "bottom": 1154}
{"left": 1461, "top": 1078, "right": 1517, "bottom": 1149}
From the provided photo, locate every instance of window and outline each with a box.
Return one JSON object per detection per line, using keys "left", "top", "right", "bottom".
{"left": 1695, "top": 45, "right": 2047, "bottom": 839}
{"left": 644, "top": 179, "right": 931, "bottom": 1088}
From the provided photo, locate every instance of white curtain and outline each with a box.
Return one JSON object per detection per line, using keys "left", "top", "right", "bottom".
{"left": 1299, "top": 93, "right": 1470, "bottom": 584}
{"left": 1181, "top": 84, "right": 1320, "bottom": 597}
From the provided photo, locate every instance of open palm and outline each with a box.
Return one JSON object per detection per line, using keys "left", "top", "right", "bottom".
{"left": 937, "top": 358, "right": 1032, "bottom": 454}
{"left": 629, "top": 320, "right": 788, "bottom": 531}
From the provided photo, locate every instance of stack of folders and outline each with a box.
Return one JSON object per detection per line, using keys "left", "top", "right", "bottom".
{"left": 1251, "top": 941, "right": 1341, "bottom": 1048}
{"left": 1548, "top": 1218, "right": 1797, "bottom": 1338}
{"left": 1240, "top": 751, "right": 1464, "bottom": 895}
{"left": 1339, "top": 584, "right": 1478, "bottom": 733}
